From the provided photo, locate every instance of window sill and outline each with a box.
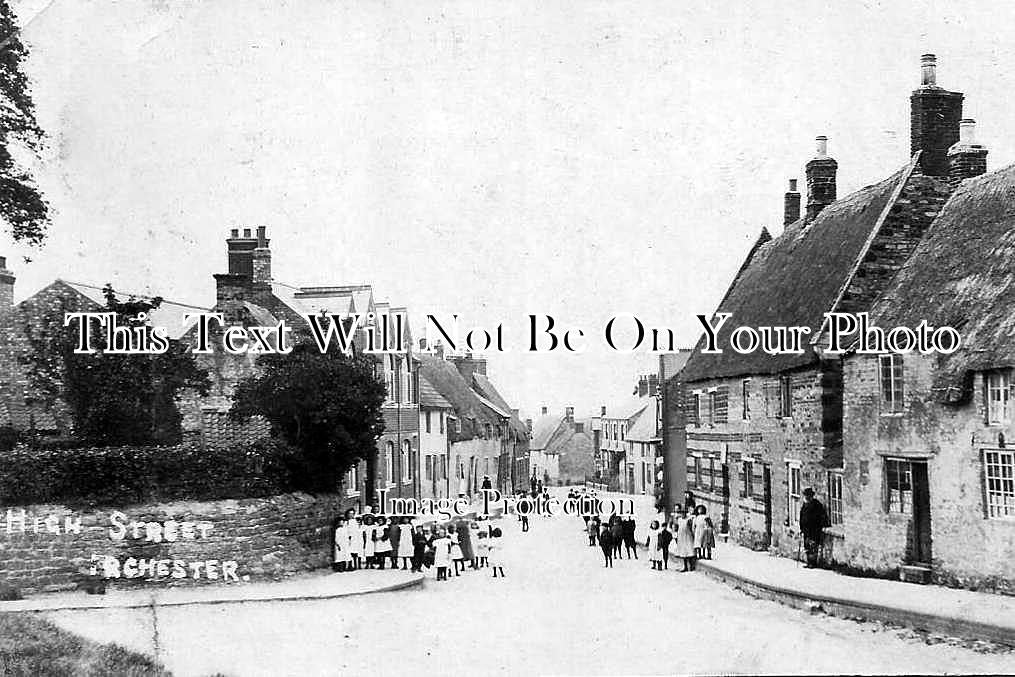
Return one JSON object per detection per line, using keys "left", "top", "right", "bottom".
{"left": 346, "top": 491, "right": 360, "bottom": 498}
{"left": 880, "top": 412, "right": 904, "bottom": 418}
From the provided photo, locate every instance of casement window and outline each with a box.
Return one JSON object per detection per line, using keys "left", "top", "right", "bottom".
{"left": 986, "top": 370, "right": 1012, "bottom": 425}
{"left": 740, "top": 461, "right": 752, "bottom": 498}
{"left": 401, "top": 440, "right": 412, "bottom": 482}
{"left": 690, "top": 394, "right": 701, "bottom": 426}
{"left": 879, "top": 354, "right": 904, "bottom": 414}
{"left": 425, "top": 455, "right": 433, "bottom": 481}
{"left": 426, "top": 411, "right": 432, "bottom": 433}
{"left": 827, "top": 471, "right": 844, "bottom": 525}
{"left": 439, "top": 412, "right": 445, "bottom": 434}
{"left": 439, "top": 455, "right": 447, "bottom": 481}
{"left": 984, "top": 450, "right": 1015, "bottom": 519}
{"left": 346, "top": 464, "right": 359, "bottom": 496}
{"left": 620, "top": 424, "right": 625, "bottom": 441}
{"left": 751, "top": 463, "right": 765, "bottom": 498}
{"left": 385, "top": 441, "right": 395, "bottom": 485}
{"left": 742, "top": 379, "right": 751, "bottom": 420}
{"left": 697, "top": 394, "right": 709, "bottom": 426}
{"left": 686, "top": 457, "right": 698, "bottom": 487}
{"left": 779, "top": 375, "right": 793, "bottom": 418}
{"left": 701, "top": 458, "right": 713, "bottom": 491}
{"left": 787, "top": 463, "right": 801, "bottom": 520}
{"left": 764, "top": 382, "right": 781, "bottom": 418}
{"left": 885, "top": 458, "right": 913, "bottom": 514}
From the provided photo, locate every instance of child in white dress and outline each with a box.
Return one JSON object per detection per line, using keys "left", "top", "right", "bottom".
{"left": 362, "top": 515, "right": 376, "bottom": 568}
{"left": 397, "top": 517, "right": 414, "bottom": 570}
{"left": 347, "top": 517, "right": 363, "bottom": 570}
{"left": 373, "top": 516, "right": 392, "bottom": 570}
{"left": 475, "top": 530, "right": 489, "bottom": 568}
{"left": 448, "top": 525, "right": 464, "bottom": 576}
{"left": 432, "top": 527, "right": 452, "bottom": 581}
{"left": 333, "top": 518, "right": 351, "bottom": 572}
{"left": 646, "top": 520, "right": 663, "bottom": 571}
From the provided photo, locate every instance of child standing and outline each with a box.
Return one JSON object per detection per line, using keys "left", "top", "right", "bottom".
{"left": 397, "top": 517, "right": 414, "bottom": 570}
{"left": 646, "top": 520, "right": 663, "bottom": 571}
{"left": 348, "top": 516, "right": 363, "bottom": 570}
{"left": 448, "top": 524, "right": 464, "bottom": 576}
{"left": 361, "top": 515, "right": 375, "bottom": 568}
{"left": 488, "top": 527, "right": 505, "bottom": 578}
{"left": 693, "top": 505, "right": 716, "bottom": 560}
{"left": 432, "top": 527, "right": 452, "bottom": 581}
{"left": 475, "top": 530, "right": 490, "bottom": 568}
{"left": 373, "top": 516, "right": 391, "bottom": 570}
{"left": 332, "top": 518, "right": 350, "bottom": 572}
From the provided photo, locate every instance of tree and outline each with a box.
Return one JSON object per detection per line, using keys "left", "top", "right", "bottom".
{"left": 0, "top": 2, "right": 48, "bottom": 246}
{"left": 230, "top": 337, "right": 386, "bottom": 493}
{"left": 21, "top": 285, "right": 210, "bottom": 445}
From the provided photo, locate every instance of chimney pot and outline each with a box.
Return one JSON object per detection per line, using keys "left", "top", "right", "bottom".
{"left": 948, "top": 119, "right": 988, "bottom": 186}
{"left": 256, "top": 226, "right": 267, "bottom": 247}
{"left": 601, "top": 405, "right": 607, "bottom": 416}
{"left": 788, "top": 179, "right": 798, "bottom": 192}
{"left": 230, "top": 228, "right": 239, "bottom": 238}
{"left": 540, "top": 406, "right": 548, "bottom": 416}
{"left": 805, "top": 137, "right": 837, "bottom": 222}
{"left": 958, "top": 119, "right": 977, "bottom": 145}
{"left": 784, "top": 178, "right": 801, "bottom": 226}
{"left": 921, "top": 53, "right": 937, "bottom": 87}
{"left": 242, "top": 228, "right": 251, "bottom": 238}
{"left": 814, "top": 136, "right": 828, "bottom": 158}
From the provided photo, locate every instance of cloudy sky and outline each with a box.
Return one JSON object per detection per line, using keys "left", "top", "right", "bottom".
{"left": 5, "top": 0, "right": 1015, "bottom": 416}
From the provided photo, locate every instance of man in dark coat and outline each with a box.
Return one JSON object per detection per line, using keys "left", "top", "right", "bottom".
{"left": 599, "top": 523, "right": 614, "bottom": 567}
{"left": 799, "top": 487, "right": 830, "bottom": 568}
{"left": 621, "top": 516, "right": 638, "bottom": 560}
{"left": 658, "top": 523, "right": 673, "bottom": 569}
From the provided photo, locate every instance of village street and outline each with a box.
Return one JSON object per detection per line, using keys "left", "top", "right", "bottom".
{"left": 44, "top": 491, "right": 1015, "bottom": 676}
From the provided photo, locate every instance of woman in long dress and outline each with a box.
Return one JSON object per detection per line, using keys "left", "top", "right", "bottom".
{"left": 361, "top": 515, "right": 376, "bottom": 568}
{"left": 373, "top": 516, "right": 392, "bottom": 570}
{"left": 397, "top": 517, "right": 414, "bottom": 569}
{"left": 646, "top": 520, "right": 663, "bottom": 570}
{"left": 672, "top": 510, "right": 696, "bottom": 572}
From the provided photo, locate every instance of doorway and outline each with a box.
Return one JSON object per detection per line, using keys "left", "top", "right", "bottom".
{"left": 910, "top": 461, "right": 932, "bottom": 565}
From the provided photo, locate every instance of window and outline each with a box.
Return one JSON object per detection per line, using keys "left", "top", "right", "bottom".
{"left": 779, "top": 375, "right": 793, "bottom": 418}
{"left": 401, "top": 440, "right": 412, "bottom": 482}
{"left": 986, "top": 370, "right": 1011, "bottom": 425}
{"left": 425, "top": 455, "right": 433, "bottom": 481}
{"left": 984, "top": 450, "right": 1015, "bottom": 519}
{"left": 701, "top": 458, "right": 713, "bottom": 491}
{"left": 742, "top": 379, "right": 751, "bottom": 419}
{"left": 708, "top": 391, "right": 717, "bottom": 425}
{"left": 885, "top": 458, "right": 913, "bottom": 514}
{"left": 880, "top": 354, "right": 904, "bottom": 414}
{"left": 787, "top": 464, "right": 801, "bottom": 520}
{"left": 439, "top": 412, "right": 444, "bottom": 434}
{"left": 751, "top": 462, "right": 764, "bottom": 498}
{"left": 828, "top": 472, "right": 843, "bottom": 525}
{"left": 740, "top": 461, "right": 752, "bottom": 498}
{"left": 385, "top": 442, "right": 394, "bottom": 485}
{"left": 426, "top": 411, "right": 432, "bottom": 433}
{"left": 686, "top": 457, "right": 698, "bottom": 487}
{"left": 697, "top": 395, "right": 708, "bottom": 426}
{"left": 346, "top": 464, "right": 359, "bottom": 496}
{"left": 620, "top": 425, "right": 625, "bottom": 441}
{"left": 714, "top": 387, "right": 728, "bottom": 424}
{"left": 440, "top": 455, "right": 447, "bottom": 480}
{"left": 689, "top": 393, "right": 701, "bottom": 426}
{"left": 764, "top": 382, "right": 780, "bottom": 418}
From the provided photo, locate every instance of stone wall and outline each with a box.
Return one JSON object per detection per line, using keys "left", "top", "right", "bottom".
{"left": 0, "top": 492, "right": 343, "bottom": 595}
{"left": 842, "top": 353, "right": 1015, "bottom": 595}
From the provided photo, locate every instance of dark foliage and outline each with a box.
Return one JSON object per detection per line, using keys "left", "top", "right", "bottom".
{"left": 230, "top": 337, "right": 386, "bottom": 493}
{"left": 20, "top": 285, "right": 210, "bottom": 445}
{"left": 0, "top": 439, "right": 300, "bottom": 507}
{"left": 0, "top": 2, "right": 49, "bottom": 246}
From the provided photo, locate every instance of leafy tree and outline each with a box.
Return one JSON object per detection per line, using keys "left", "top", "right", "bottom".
{"left": 0, "top": 2, "right": 48, "bottom": 246}
{"left": 230, "top": 337, "right": 386, "bottom": 493}
{"left": 21, "top": 285, "right": 210, "bottom": 445}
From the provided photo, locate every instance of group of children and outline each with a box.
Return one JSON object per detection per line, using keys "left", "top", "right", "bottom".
{"left": 332, "top": 512, "right": 506, "bottom": 580}
{"left": 586, "top": 503, "right": 716, "bottom": 572}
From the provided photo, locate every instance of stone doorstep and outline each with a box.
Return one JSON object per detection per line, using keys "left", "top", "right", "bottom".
{"left": 694, "top": 560, "right": 1015, "bottom": 649}
{"left": 900, "top": 564, "right": 932, "bottom": 585}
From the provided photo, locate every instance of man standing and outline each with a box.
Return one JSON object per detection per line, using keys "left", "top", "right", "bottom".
{"left": 799, "top": 487, "right": 830, "bottom": 568}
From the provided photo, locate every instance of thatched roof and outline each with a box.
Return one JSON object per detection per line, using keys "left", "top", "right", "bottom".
{"left": 680, "top": 162, "right": 913, "bottom": 383}
{"left": 870, "top": 163, "right": 1015, "bottom": 401}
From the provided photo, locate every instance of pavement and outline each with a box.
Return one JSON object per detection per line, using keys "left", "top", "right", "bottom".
{"left": 0, "top": 568, "right": 423, "bottom": 612}
{"left": 693, "top": 541, "right": 1015, "bottom": 647}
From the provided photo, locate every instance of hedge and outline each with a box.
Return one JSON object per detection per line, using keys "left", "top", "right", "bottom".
{"left": 0, "top": 439, "right": 304, "bottom": 507}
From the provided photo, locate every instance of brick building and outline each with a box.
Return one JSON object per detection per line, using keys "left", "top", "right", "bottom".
{"left": 667, "top": 54, "right": 968, "bottom": 558}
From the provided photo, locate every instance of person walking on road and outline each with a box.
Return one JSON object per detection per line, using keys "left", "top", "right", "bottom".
{"left": 622, "top": 516, "right": 639, "bottom": 560}
{"left": 658, "top": 521, "right": 673, "bottom": 570}
{"left": 599, "top": 522, "right": 614, "bottom": 568}
{"left": 587, "top": 516, "right": 599, "bottom": 547}
{"left": 433, "top": 527, "right": 452, "bottom": 581}
{"left": 609, "top": 517, "right": 624, "bottom": 559}
{"left": 397, "top": 517, "right": 414, "bottom": 570}
{"left": 799, "top": 487, "right": 830, "bottom": 568}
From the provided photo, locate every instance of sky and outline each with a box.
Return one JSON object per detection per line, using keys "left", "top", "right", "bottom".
{"left": 5, "top": 0, "right": 1015, "bottom": 418}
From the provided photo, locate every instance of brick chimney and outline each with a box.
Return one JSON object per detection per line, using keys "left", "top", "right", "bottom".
{"left": 805, "top": 136, "right": 837, "bottom": 222}
{"left": 540, "top": 406, "right": 548, "bottom": 416}
{"left": 911, "top": 54, "right": 963, "bottom": 177}
{"left": 565, "top": 406, "right": 574, "bottom": 421}
{"left": 251, "top": 226, "right": 271, "bottom": 287}
{"left": 0, "top": 256, "right": 14, "bottom": 314}
{"left": 784, "top": 179, "right": 801, "bottom": 226}
{"left": 638, "top": 376, "right": 649, "bottom": 397}
{"left": 227, "top": 228, "right": 257, "bottom": 277}
{"left": 948, "top": 119, "right": 988, "bottom": 186}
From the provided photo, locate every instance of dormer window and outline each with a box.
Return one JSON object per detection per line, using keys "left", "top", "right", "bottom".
{"left": 986, "top": 369, "right": 1011, "bottom": 425}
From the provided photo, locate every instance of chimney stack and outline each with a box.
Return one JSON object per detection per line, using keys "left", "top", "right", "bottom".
{"left": 911, "top": 54, "right": 963, "bottom": 177}
{"left": 251, "top": 226, "right": 272, "bottom": 287}
{"left": 805, "top": 136, "right": 837, "bottom": 222}
{"left": 948, "top": 119, "right": 988, "bottom": 186}
{"left": 601, "top": 405, "right": 607, "bottom": 416}
{"left": 565, "top": 406, "right": 574, "bottom": 421}
{"left": 784, "top": 179, "right": 801, "bottom": 226}
{"left": 540, "top": 406, "right": 548, "bottom": 416}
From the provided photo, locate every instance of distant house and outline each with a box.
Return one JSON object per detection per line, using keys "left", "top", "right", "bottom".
{"left": 528, "top": 406, "right": 593, "bottom": 486}
{"left": 593, "top": 396, "right": 649, "bottom": 491}
{"left": 418, "top": 353, "right": 528, "bottom": 496}
{"left": 418, "top": 374, "right": 453, "bottom": 500}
